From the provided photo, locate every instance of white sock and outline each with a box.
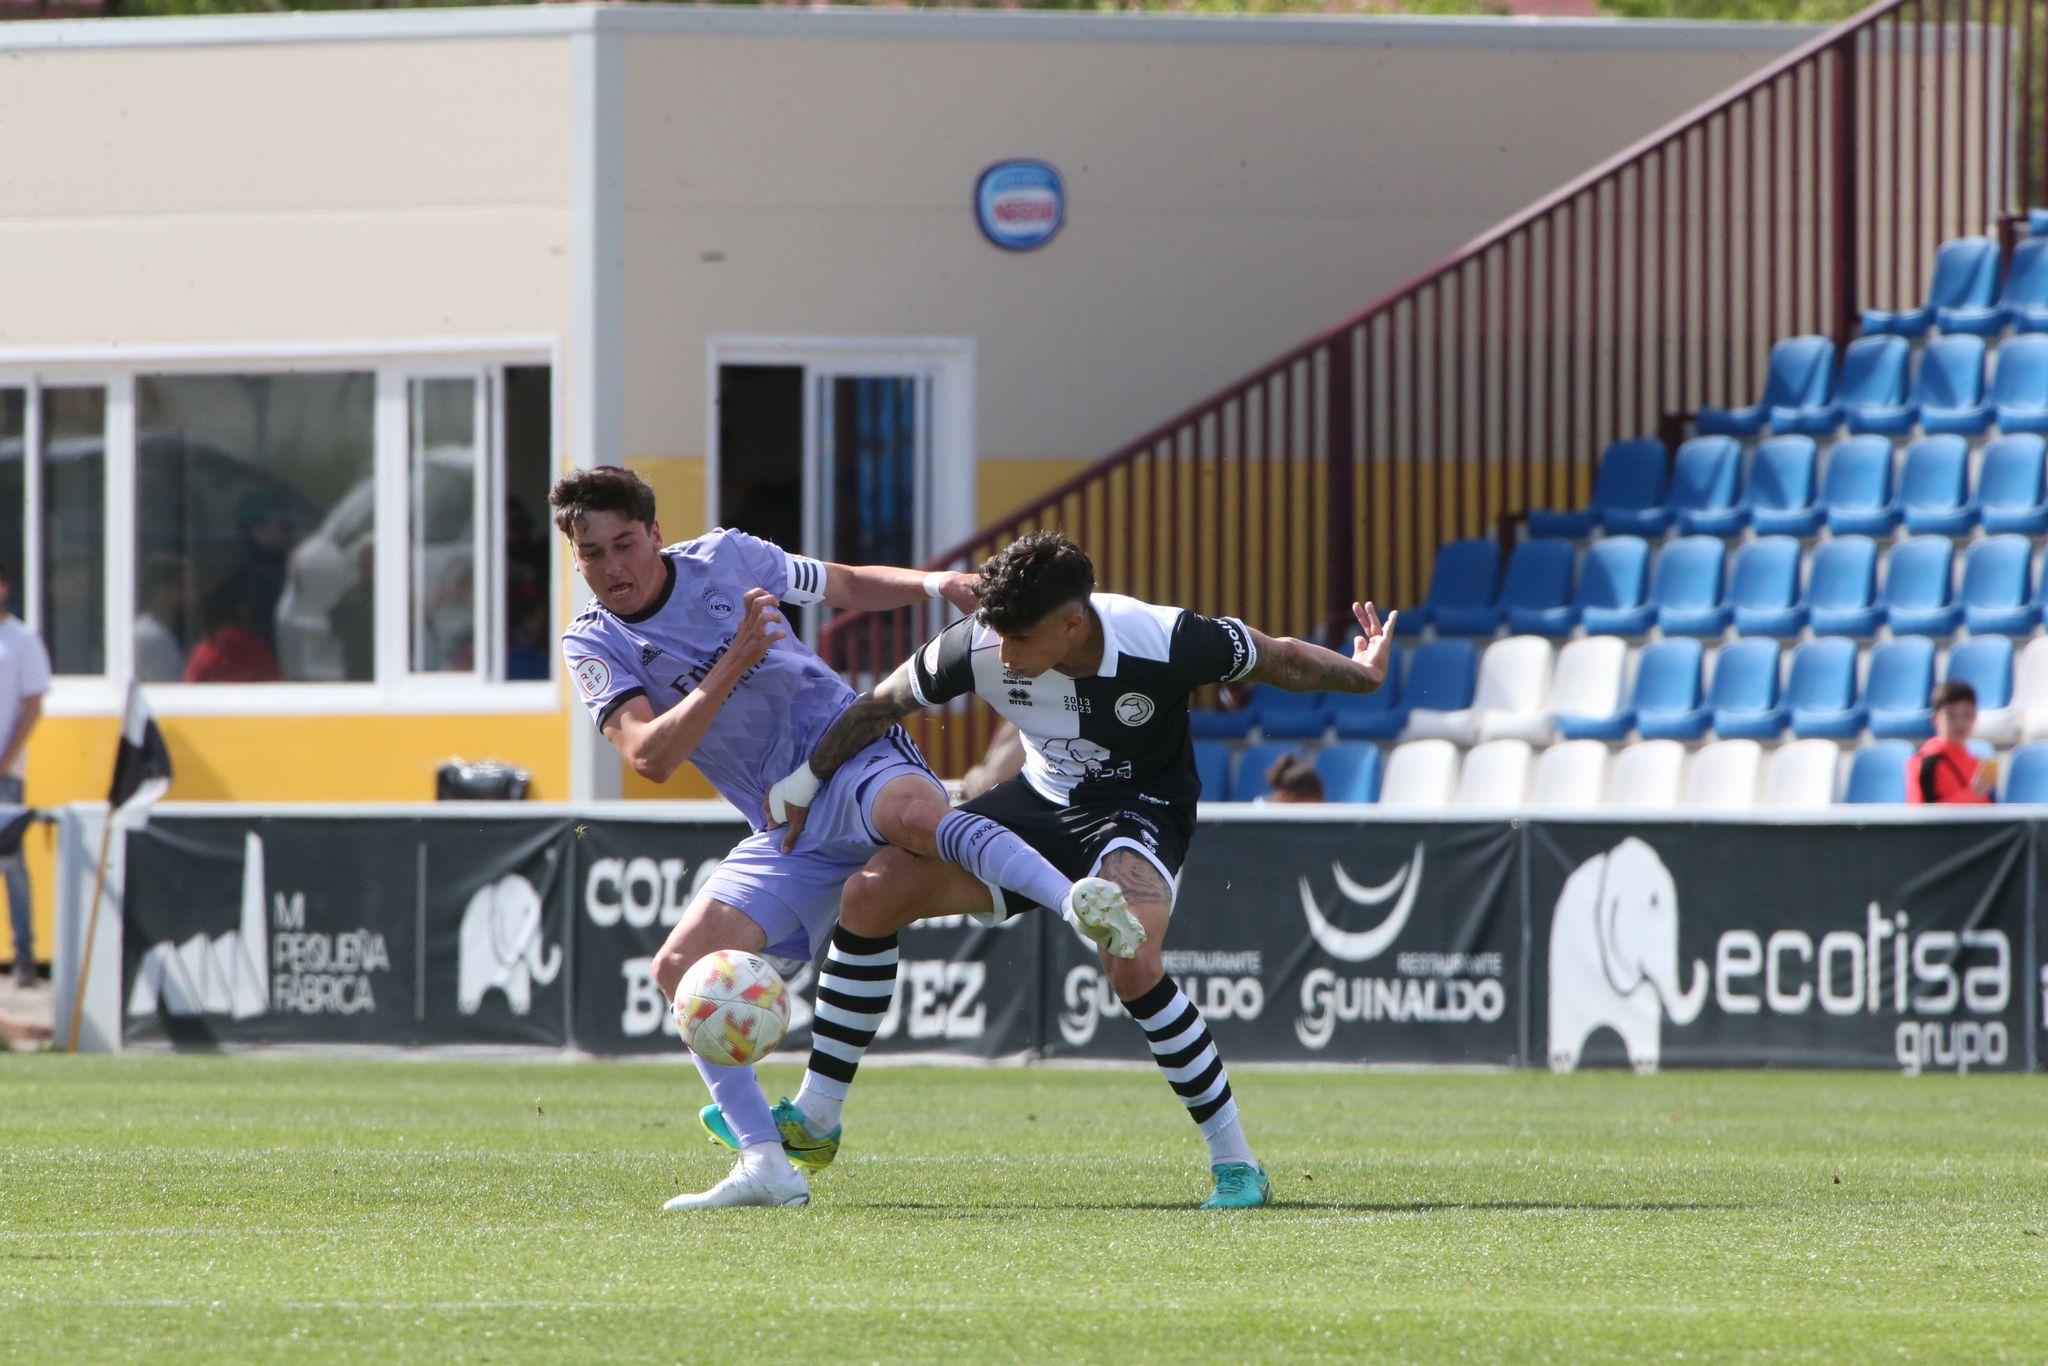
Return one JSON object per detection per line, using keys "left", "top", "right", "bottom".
{"left": 792, "top": 1077, "right": 846, "bottom": 1136}
{"left": 934, "top": 810, "right": 1077, "bottom": 924}
{"left": 1199, "top": 1100, "right": 1257, "bottom": 1168}
{"left": 740, "top": 1140, "right": 799, "bottom": 1183}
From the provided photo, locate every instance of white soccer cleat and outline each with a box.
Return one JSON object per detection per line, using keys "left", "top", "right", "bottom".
{"left": 662, "top": 1158, "right": 810, "bottom": 1211}
{"left": 1064, "top": 876, "right": 1146, "bottom": 959}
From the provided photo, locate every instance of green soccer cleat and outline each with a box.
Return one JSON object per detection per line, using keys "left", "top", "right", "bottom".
{"left": 698, "top": 1099, "right": 841, "bottom": 1172}
{"left": 1202, "top": 1161, "right": 1273, "bottom": 1210}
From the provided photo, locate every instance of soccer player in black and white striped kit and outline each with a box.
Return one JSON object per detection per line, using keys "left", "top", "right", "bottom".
{"left": 745, "top": 532, "right": 1396, "bottom": 1208}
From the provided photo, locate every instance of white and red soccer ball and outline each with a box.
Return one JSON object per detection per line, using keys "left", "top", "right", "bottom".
{"left": 673, "top": 949, "right": 791, "bottom": 1067}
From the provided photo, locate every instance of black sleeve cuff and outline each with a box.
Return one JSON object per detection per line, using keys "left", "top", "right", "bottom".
{"left": 596, "top": 687, "right": 648, "bottom": 731}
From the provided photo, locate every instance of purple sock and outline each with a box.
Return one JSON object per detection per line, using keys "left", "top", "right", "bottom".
{"left": 696, "top": 1055, "right": 778, "bottom": 1148}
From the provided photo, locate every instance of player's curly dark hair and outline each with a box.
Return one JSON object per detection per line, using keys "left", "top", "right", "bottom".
{"left": 975, "top": 531, "right": 1096, "bottom": 633}
{"left": 549, "top": 465, "right": 658, "bottom": 537}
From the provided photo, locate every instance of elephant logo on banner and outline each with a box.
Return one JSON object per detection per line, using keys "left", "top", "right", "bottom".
{"left": 458, "top": 874, "right": 563, "bottom": 1016}
{"left": 1298, "top": 844, "right": 1424, "bottom": 963}
{"left": 1548, "top": 837, "right": 1706, "bottom": 1074}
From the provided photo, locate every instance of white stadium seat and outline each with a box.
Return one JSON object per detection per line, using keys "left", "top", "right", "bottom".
{"left": 1530, "top": 739, "right": 1611, "bottom": 808}
{"left": 1405, "top": 635, "right": 1555, "bottom": 744}
{"left": 1546, "top": 636, "right": 1629, "bottom": 731}
{"left": 1455, "top": 739, "right": 1534, "bottom": 806}
{"left": 1982, "top": 636, "right": 2048, "bottom": 746}
{"left": 1611, "top": 740, "right": 1686, "bottom": 808}
{"left": 1762, "top": 738, "right": 1841, "bottom": 807}
{"left": 1379, "top": 739, "right": 1459, "bottom": 808}
{"left": 1685, "top": 738, "right": 1763, "bottom": 807}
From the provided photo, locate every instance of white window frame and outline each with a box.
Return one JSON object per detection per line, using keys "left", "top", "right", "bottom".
{"left": 703, "top": 335, "right": 976, "bottom": 572}
{"left": 0, "top": 338, "right": 559, "bottom": 719}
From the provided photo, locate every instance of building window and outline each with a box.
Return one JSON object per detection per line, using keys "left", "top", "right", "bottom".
{"left": 0, "top": 355, "right": 552, "bottom": 704}
{"left": 137, "top": 372, "right": 377, "bottom": 684}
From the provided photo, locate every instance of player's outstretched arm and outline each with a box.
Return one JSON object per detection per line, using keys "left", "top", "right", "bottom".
{"left": 820, "top": 563, "right": 982, "bottom": 615}
{"left": 1242, "top": 600, "right": 1397, "bottom": 695}
{"left": 764, "top": 658, "right": 926, "bottom": 850}
{"left": 602, "top": 588, "right": 786, "bottom": 782}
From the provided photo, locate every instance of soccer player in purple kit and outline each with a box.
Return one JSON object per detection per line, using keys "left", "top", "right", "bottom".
{"left": 551, "top": 468, "right": 1144, "bottom": 1210}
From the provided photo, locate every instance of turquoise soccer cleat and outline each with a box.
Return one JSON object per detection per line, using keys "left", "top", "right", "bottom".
{"left": 698, "top": 1099, "right": 841, "bottom": 1172}
{"left": 1201, "top": 1161, "right": 1273, "bottom": 1210}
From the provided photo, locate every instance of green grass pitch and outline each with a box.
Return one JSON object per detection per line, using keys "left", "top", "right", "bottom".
{"left": 4, "top": 1056, "right": 2045, "bottom": 1363}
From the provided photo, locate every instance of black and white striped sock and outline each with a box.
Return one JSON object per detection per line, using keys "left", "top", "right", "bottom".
{"left": 1122, "top": 974, "right": 1257, "bottom": 1168}
{"left": 793, "top": 925, "right": 899, "bottom": 1134}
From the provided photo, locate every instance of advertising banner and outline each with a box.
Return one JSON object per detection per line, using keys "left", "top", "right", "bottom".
{"left": 1040, "top": 818, "right": 1526, "bottom": 1065}
{"left": 1529, "top": 820, "right": 2036, "bottom": 1076}
{"left": 566, "top": 818, "right": 1040, "bottom": 1059}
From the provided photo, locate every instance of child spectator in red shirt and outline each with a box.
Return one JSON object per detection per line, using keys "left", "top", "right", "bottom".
{"left": 1906, "top": 681, "right": 1996, "bottom": 804}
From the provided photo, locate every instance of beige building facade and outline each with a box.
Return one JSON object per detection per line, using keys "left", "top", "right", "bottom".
{"left": 0, "top": 4, "right": 1809, "bottom": 948}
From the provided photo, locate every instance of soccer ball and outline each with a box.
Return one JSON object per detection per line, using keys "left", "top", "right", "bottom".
{"left": 673, "top": 949, "right": 791, "bottom": 1067}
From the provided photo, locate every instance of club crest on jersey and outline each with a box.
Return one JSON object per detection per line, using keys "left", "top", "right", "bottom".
{"left": 701, "top": 588, "right": 736, "bottom": 619}
{"left": 575, "top": 657, "right": 612, "bottom": 697}
{"left": 1115, "top": 692, "right": 1156, "bottom": 726}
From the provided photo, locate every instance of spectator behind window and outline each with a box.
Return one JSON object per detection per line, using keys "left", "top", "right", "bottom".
{"left": 1906, "top": 681, "right": 1996, "bottom": 805}
{"left": 1264, "top": 750, "right": 1325, "bottom": 804}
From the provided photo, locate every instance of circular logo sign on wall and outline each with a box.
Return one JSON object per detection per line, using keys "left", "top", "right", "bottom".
{"left": 975, "top": 160, "right": 1065, "bottom": 252}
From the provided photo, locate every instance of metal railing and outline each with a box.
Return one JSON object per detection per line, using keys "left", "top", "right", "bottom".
{"left": 824, "top": 0, "right": 2040, "bottom": 775}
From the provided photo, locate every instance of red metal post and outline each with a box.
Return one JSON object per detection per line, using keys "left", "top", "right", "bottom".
{"left": 1327, "top": 330, "right": 1356, "bottom": 630}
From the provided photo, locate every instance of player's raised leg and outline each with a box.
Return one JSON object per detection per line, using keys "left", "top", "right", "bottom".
{"left": 1093, "top": 846, "right": 1270, "bottom": 1210}
{"left": 651, "top": 897, "right": 810, "bottom": 1210}
{"left": 864, "top": 773, "right": 1144, "bottom": 958}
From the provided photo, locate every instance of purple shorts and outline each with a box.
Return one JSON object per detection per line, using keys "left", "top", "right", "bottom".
{"left": 696, "top": 730, "right": 943, "bottom": 963}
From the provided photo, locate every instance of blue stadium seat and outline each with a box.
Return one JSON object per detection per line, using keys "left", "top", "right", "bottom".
{"left": 1946, "top": 635, "right": 2016, "bottom": 714}
{"left": 1670, "top": 436, "right": 1746, "bottom": 536}
{"left": 1822, "top": 435, "right": 1899, "bottom": 534}
{"left": 1729, "top": 536, "right": 1807, "bottom": 638}
{"left": 1249, "top": 683, "right": 1327, "bottom": 740}
{"left": 1316, "top": 742, "right": 1382, "bottom": 803}
{"left": 1865, "top": 636, "right": 1938, "bottom": 739}
{"left": 1785, "top": 636, "right": 1866, "bottom": 740}
{"left": 1839, "top": 336, "right": 1916, "bottom": 436}
{"left": 1942, "top": 237, "right": 2048, "bottom": 335}
{"left": 1977, "top": 434, "right": 2048, "bottom": 535}
{"left": 1698, "top": 335, "right": 1835, "bottom": 437}
{"left": 1327, "top": 643, "right": 1405, "bottom": 739}
{"left": 1915, "top": 335, "right": 1993, "bottom": 436}
{"left": 1576, "top": 536, "right": 1654, "bottom": 635}
{"left": 1807, "top": 535, "right": 1882, "bottom": 636}
{"left": 1897, "top": 434, "right": 1975, "bottom": 536}
{"left": 1416, "top": 537, "right": 1503, "bottom": 637}
{"left": 1400, "top": 637, "right": 1478, "bottom": 718}
{"left": 1959, "top": 535, "right": 2037, "bottom": 636}
{"left": 1188, "top": 705, "right": 1256, "bottom": 740}
{"left": 1229, "top": 740, "right": 1301, "bottom": 801}
{"left": 1652, "top": 536, "right": 1729, "bottom": 637}
{"left": 1882, "top": 535, "right": 1960, "bottom": 636}
{"left": 2003, "top": 744, "right": 2048, "bottom": 802}
{"left": 1708, "top": 638, "right": 1789, "bottom": 741}
{"left": 1842, "top": 740, "right": 1916, "bottom": 804}
{"left": 1864, "top": 236, "right": 2000, "bottom": 339}
{"left": 1632, "top": 637, "right": 1708, "bottom": 741}
{"left": 1194, "top": 739, "right": 1231, "bottom": 801}
{"left": 1501, "top": 539, "right": 1578, "bottom": 637}
{"left": 1991, "top": 335, "right": 2048, "bottom": 435}
{"left": 1527, "top": 438, "right": 1669, "bottom": 537}
{"left": 1746, "top": 435, "right": 1824, "bottom": 535}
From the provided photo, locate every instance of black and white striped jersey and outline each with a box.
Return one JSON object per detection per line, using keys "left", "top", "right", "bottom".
{"left": 908, "top": 592, "right": 1258, "bottom": 808}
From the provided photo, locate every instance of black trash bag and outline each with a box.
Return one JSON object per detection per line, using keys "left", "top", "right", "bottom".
{"left": 435, "top": 759, "right": 531, "bottom": 802}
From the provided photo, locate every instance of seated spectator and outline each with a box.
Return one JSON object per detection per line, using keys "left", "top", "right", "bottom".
{"left": 1264, "top": 750, "right": 1325, "bottom": 804}
{"left": 184, "top": 583, "right": 282, "bottom": 685}
{"left": 1906, "top": 681, "right": 1996, "bottom": 805}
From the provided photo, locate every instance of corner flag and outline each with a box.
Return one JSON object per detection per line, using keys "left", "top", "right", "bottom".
{"left": 110, "top": 680, "right": 172, "bottom": 816}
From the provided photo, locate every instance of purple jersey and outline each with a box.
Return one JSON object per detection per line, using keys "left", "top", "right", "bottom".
{"left": 562, "top": 527, "right": 847, "bottom": 830}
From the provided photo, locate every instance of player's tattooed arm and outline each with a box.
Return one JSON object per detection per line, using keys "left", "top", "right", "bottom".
{"left": 811, "top": 660, "right": 927, "bottom": 780}
{"left": 1243, "top": 600, "right": 1397, "bottom": 694}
